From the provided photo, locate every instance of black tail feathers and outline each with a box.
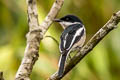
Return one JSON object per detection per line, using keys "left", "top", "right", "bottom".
{"left": 58, "top": 53, "right": 67, "bottom": 77}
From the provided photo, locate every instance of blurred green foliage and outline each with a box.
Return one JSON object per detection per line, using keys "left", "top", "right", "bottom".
{"left": 0, "top": 0, "right": 120, "bottom": 80}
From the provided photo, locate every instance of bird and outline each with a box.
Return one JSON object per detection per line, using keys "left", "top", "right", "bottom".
{"left": 54, "top": 15, "right": 86, "bottom": 77}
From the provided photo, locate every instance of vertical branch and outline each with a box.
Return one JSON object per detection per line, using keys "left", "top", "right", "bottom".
{"left": 15, "top": 0, "right": 41, "bottom": 80}
{"left": 15, "top": 0, "right": 64, "bottom": 80}
{"left": 0, "top": 72, "right": 4, "bottom": 80}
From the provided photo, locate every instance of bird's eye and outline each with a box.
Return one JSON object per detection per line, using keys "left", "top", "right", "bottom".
{"left": 66, "top": 18, "right": 69, "bottom": 21}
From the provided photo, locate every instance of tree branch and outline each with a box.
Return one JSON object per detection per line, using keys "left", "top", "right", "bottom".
{"left": 15, "top": 0, "right": 64, "bottom": 80}
{"left": 0, "top": 72, "right": 4, "bottom": 80}
{"left": 48, "top": 11, "right": 120, "bottom": 80}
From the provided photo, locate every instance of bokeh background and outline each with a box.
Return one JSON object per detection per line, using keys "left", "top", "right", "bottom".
{"left": 0, "top": 0, "right": 120, "bottom": 80}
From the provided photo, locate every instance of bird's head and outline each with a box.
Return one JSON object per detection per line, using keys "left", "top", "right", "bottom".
{"left": 54, "top": 15, "right": 83, "bottom": 29}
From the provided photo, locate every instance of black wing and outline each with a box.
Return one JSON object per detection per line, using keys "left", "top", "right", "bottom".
{"left": 59, "top": 24, "right": 84, "bottom": 53}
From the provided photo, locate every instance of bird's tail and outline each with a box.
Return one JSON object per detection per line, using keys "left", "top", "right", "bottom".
{"left": 58, "top": 51, "right": 68, "bottom": 77}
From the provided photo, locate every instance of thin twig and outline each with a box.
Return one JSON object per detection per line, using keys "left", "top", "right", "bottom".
{"left": 15, "top": 0, "right": 64, "bottom": 80}
{"left": 48, "top": 11, "right": 120, "bottom": 80}
{"left": 45, "top": 36, "right": 59, "bottom": 46}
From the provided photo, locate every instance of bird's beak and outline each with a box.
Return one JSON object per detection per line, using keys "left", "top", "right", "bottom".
{"left": 53, "top": 19, "right": 62, "bottom": 22}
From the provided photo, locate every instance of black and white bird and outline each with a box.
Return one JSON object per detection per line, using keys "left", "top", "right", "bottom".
{"left": 54, "top": 15, "right": 86, "bottom": 77}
